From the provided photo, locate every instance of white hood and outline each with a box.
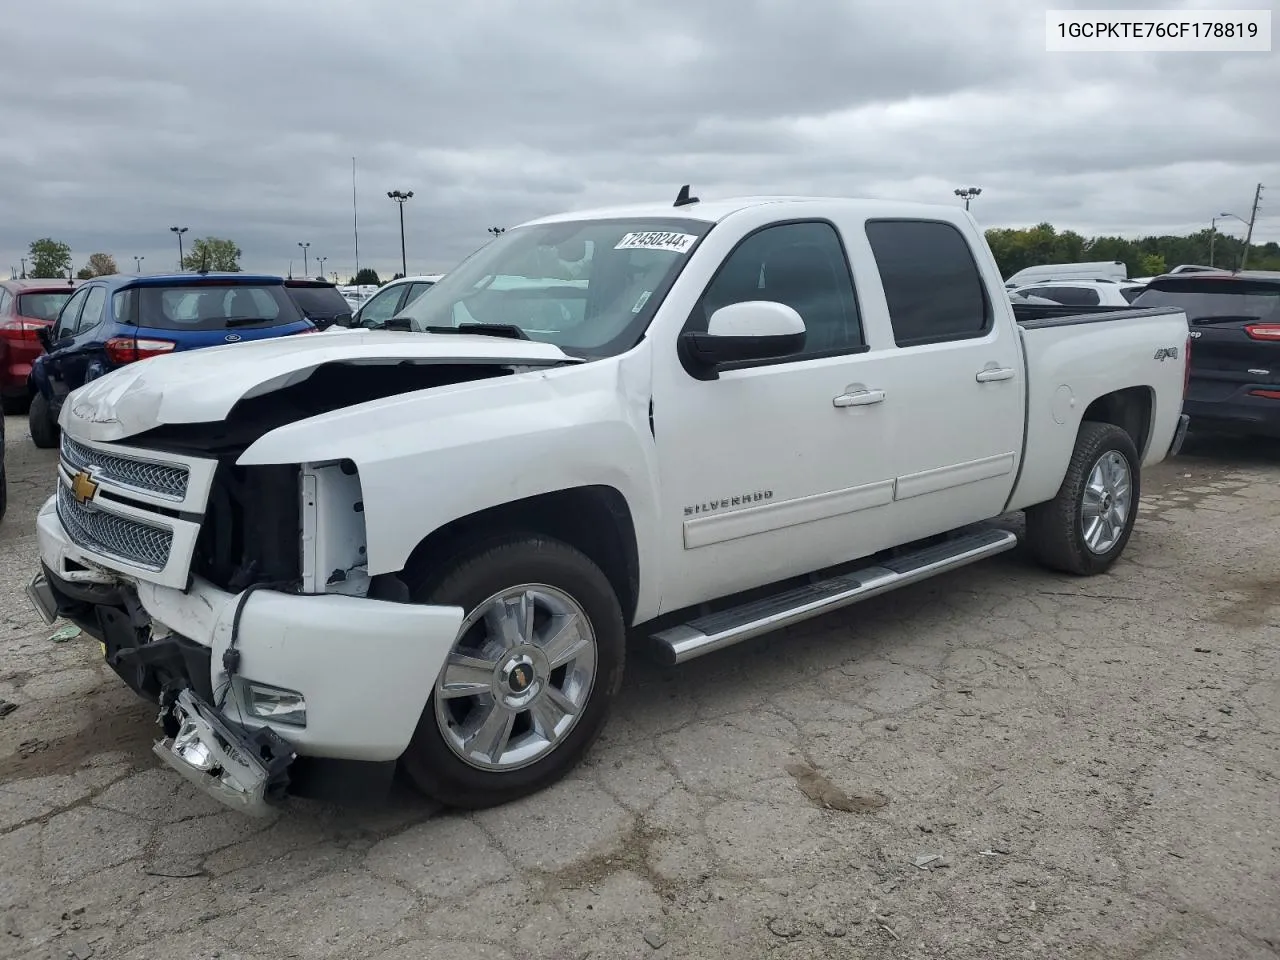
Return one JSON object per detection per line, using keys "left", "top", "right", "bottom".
{"left": 60, "top": 331, "right": 575, "bottom": 443}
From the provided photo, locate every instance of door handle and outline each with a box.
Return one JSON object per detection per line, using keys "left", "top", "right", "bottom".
{"left": 833, "top": 388, "right": 886, "bottom": 408}
{"left": 975, "top": 366, "right": 1015, "bottom": 383}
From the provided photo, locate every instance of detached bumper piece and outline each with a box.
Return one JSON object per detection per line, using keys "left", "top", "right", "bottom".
{"left": 154, "top": 690, "right": 296, "bottom": 817}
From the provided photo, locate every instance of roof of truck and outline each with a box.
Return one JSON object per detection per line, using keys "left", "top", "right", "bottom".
{"left": 521, "top": 195, "right": 964, "bottom": 227}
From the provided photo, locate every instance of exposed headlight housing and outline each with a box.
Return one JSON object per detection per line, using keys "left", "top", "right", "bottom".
{"left": 239, "top": 680, "right": 307, "bottom": 727}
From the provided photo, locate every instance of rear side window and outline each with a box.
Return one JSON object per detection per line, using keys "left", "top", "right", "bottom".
{"left": 866, "top": 220, "right": 992, "bottom": 346}
{"left": 1120, "top": 286, "right": 1145, "bottom": 303}
{"left": 135, "top": 284, "right": 301, "bottom": 331}
{"left": 1040, "top": 286, "right": 1100, "bottom": 306}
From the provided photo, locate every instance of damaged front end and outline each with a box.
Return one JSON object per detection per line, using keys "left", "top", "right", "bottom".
{"left": 154, "top": 690, "right": 295, "bottom": 816}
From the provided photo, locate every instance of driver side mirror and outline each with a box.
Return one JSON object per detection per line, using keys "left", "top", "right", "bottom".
{"left": 678, "top": 301, "right": 806, "bottom": 380}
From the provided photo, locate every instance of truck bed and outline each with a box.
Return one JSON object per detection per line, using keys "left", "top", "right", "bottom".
{"left": 1012, "top": 303, "right": 1171, "bottom": 327}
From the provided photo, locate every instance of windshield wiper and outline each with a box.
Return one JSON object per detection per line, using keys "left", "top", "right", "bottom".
{"left": 422, "top": 323, "right": 531, "bottom": 341}
{"left": 1190, "top": 314, "right": 1262, "bottom": 325}
{"left": 223, "top": 316, "right": 274, "bottom": 327}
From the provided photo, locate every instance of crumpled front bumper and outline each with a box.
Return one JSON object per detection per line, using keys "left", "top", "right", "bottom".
{"left": 32, "top": 494, "right": 466, "bottom": 813}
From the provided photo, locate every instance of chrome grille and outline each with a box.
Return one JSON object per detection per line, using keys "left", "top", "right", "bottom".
{"left": 57, "top": 483, "right": 173, "bottom": 571}
{"left": 60, "top": 436, "right": 189, "bottom": 500}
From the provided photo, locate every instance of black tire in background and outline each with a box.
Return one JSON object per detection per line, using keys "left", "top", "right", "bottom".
{"left": 28, "top": 392, "right": 59, "bottom": 449}
{"left": 400, "top": 535, "right": 626, "bottom": 809}
{"left": 1026, "top": 421, "right": 1141, "bottom": 576}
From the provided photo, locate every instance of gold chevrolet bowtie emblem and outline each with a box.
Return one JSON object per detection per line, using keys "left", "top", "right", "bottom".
{"left": 70, "top": 471, "right": 98, "bottom": 504}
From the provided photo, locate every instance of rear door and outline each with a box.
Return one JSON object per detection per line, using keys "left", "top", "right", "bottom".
{"left": 859, "top": 218, "right": 1025, "bottom": 537}
{"left": 1132, "top": 277, "right": 1280, "bottom": 413}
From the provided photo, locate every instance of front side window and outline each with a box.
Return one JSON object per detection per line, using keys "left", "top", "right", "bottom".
{"left": 688, "top": 220, "right": 864, "bottom": 357}
{"left": 356, "top": 285, "right": 406, "bottom": 327}
{"left": 75, "top": 287, "right": 107, "bottom": 333}
{"left": 866, "top": 220, "right": 992, "bottom": 346}
{"left": 53, "top": 288, "right": 90, "bottom": 340}
{"left": 397, "top": 217, "right": 711, "bottom": 357}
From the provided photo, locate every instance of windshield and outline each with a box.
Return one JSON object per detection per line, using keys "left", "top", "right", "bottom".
{"left": 1133, "top": 279, "right": 1280, "bottom": 323}
{"left": 17, "top": 291, "right": 74, "bottom": 321}
{"left": 396, "top": 217, "right": 711, "bottom": 356}
{"left": 134, "top": 283, "right": 303, "bottom": 331}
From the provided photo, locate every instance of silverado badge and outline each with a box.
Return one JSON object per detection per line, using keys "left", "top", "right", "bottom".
{"left": 70, "top": 471, "right": 99, "bottom": 505}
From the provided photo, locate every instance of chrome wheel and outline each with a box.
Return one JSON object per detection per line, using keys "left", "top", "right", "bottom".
{"left": 1081, "top": 450, "right": 1132, "bottom": 554}
{"left": 433, "top": 584, "right": 597, "bottom": 772}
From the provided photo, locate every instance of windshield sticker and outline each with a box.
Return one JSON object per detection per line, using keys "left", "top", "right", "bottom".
{"left": 615, "top": 231, "right": 698, "bottom": 254}
{"left": 632, "top": 291, "right": 652, "bottom": 313}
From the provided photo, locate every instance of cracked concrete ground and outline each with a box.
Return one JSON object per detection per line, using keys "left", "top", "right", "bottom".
{"left": 1, "top": 414, "right": 1277, "bottom": 960}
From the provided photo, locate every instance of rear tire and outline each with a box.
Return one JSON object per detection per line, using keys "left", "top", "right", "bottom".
{"left": 1026, "top": 421, "right": 1140, "bottom": 576}
{"left": 28, "top": 392, "right": 59, "bottom": 449}
{"left": 400, "top": 535, "right": 626, "bottom": 809}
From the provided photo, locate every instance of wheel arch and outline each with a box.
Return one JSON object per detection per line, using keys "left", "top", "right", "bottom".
{"left": 1080, "top": 385, "right": 1155, "bottom": 459}
{"left": 397, "top": 484, "right": 641, "bottom": 625}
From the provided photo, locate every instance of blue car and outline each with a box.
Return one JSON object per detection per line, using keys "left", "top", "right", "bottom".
{"left": 28, "top": 273, "right": 317, "bottom": 448}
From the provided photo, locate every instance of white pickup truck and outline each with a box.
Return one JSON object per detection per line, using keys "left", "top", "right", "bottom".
{"left": 26, "top": 192, "right": 1191, "bottom": 816}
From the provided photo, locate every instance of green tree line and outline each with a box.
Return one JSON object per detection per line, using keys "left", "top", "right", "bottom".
{"left": 986, "top": 223, "right": 1280, "bottom": 281}
{"left": 21, "top": 236, "right": 241, "bottom": 279}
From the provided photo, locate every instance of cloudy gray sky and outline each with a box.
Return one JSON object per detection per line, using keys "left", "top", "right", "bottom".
{"left": 1, "top": 0, "right": 1276, "bottom": 280}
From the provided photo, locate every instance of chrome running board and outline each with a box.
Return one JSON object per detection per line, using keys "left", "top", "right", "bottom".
{"left": 650, "top": 527, "right": 1018, "bottom": 665}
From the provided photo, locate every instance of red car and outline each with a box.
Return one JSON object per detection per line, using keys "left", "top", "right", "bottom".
{"left": 0, "top": 279, "right": 78, "bottom": 414}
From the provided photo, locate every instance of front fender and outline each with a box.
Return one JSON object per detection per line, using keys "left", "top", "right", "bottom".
{"left": 236, "top": 353, "right": 663, "bottom": 615}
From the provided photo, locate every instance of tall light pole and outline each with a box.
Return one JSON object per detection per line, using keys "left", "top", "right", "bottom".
{"left": 488, "top": 226, "right": 506, "bottom": 238}
{"left": 169, "top": 226, "right": 188, "bottom": 270}
{"left": 1209, "top": 216, "right": 1222, "bottom": 268}
{"left": 954, "top": 186, "right": 982, "bottom": 211}
{"left": 388, "top": 190, "right": 413, "bottom": 276}
{"left": 20, "top": 258, "right": 26, "bottom": 279}
{"left": 316, "top": 256, "right": 327, "bottom": 279}
{"left": 135, "top": 256, "right": 145, "bottom": 272}
{"left": 1219, "top": 211, "right": 1248, "bottom": 270}
{"left": 297, "top": 242, "right": 310, "bottom": 277}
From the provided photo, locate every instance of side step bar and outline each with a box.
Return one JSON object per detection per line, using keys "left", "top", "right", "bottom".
{"left": 650, "top": 527, "right": 1018, "bottom": 666}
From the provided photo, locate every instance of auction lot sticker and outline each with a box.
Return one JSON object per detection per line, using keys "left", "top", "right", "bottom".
{"left": 615, "top": 232, "right": 699, "bottom": 254}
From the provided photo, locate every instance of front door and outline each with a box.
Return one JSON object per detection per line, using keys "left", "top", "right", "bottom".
{"left": 651, "top": 220, "right": 901, "bottom": 614}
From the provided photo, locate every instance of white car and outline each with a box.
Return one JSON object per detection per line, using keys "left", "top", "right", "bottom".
{"left": 1010, "top": 279, "right": 1146, "bottom": 307}
{"left": 27, "top": 194, "right": 1191, "bottom": 817}
{"left": 328, "top": 275, "right": 445, "bottom": 332}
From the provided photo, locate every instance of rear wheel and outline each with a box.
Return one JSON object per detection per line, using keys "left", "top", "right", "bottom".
{"left": 400, "top": 535, "right": 626, "bottom": 809}
{"left": 28, "top": 392, "right": 59, "bottom": 449}
{"left": 1026, "top": 421, "right": 1140, "bottom": 576}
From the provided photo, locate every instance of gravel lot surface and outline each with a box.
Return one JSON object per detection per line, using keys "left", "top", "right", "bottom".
{"left": 1, "top": 414, "right": 1277, "bottom": 960}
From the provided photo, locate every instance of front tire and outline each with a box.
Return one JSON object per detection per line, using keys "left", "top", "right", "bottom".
{"left": 28, "top": 392, "right": 59, "bottom": 449}
{"left": 1026, "top": 421, "right": 1140, "bottom": 576}
{"left": 401, "top": 535, "right": 626, "bottom": 809}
